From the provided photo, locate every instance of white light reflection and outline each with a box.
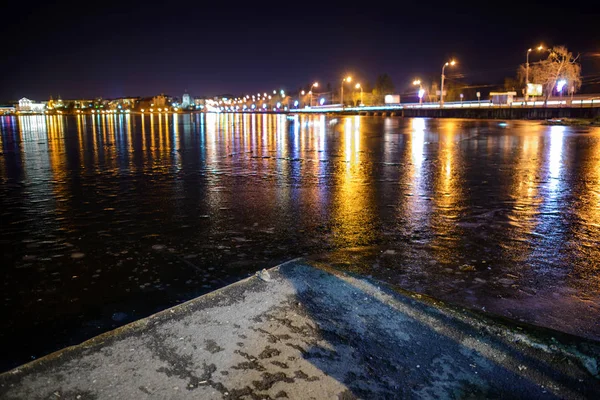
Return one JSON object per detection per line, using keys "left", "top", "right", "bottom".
{"left": 548, "top": 125, "right": 564, "bottom": 194}
{"left": 319, "top": 115, "right": 326, "bottom": 154}
{"left": 406, "top": 117, "right": 428, "bottom": 231}
{"left": 345, "top": 118, "right": 353, "bottom": 164}
{"left": 411, "top": 118, "right": 425, "bottom": 171}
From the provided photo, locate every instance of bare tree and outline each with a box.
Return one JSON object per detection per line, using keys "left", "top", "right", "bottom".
{"left": 518, "top": 46, "right": 581, "bottom": 101}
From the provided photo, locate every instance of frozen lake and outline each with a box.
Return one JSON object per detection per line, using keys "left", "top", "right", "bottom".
{"left": 1, "top": 113, "right": 599, "bottom": 370}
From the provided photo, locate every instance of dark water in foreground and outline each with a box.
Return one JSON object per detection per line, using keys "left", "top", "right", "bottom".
{"left": 1, "top": 114, "right": 600, "bottom": 370}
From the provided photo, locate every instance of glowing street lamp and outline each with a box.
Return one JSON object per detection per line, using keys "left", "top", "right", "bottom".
{"left": 526, "top": 45, "right": 544, "bottom": 85}
{"left": 413, "top": 79, "right": 424, "bottom": 104}
{"left": 355, "top": 83, "right": 363, "bottom": 105}
{"left": 440, "top": 60, "right": 456, "bottom": 106}
{"left": 309, "top": 82, "right": 318, "bottom": 107}
{"left": 526, "top": 45, "right": 544, "bottom": 100}
{"left": 340, "top": 76, "right": 352, "bottom": 107}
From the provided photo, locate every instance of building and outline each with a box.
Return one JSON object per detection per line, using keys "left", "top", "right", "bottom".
{"left": 152, "top": 94, "right": 167, "bottom": 107}
{"left": 107, "top": 97, "right": 140, "bottom": 109}
{"left": 182, "top": 93, "right": 191, "bottom": 108}
{"left": 17, "top": 98, "right": 45, "bottom": 113}
{"left": 73, "top": 99, "right": 95, "bottom": 109}
{"left": 489, "top": 92, "right": 517, "bottom": 105}
{"left": 0, "top": 105, "right": 16, "bottom": 115}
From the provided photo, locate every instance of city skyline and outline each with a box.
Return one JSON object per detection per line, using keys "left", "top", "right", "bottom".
{"left": 1, "top": 1, "right": 599, "bottom": 101}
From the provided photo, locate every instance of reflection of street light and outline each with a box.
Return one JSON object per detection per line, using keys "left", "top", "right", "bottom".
{"left": 341, "top": 76, "right": 352, "bottom": 107}
{"left": 440, "top": 60, "right": 456, "bottom": 106}
{"left": 413, "top": 79, "right": 423, "bottom": 104}
{"left": 355, "top": 83, "right": 363, "bottom": 105}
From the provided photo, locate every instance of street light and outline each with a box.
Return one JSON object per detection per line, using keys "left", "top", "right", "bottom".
{"left": 355, "top": 83, "right": 363, "bottom": 105}
{"left": 340, "top": 76, "right": 352, "bottom": 107}
{"left": 308, "top": 82, "right": 318, "bottom": 107}
{"left": 413, "top": 79, "right": 424, "bottom": 104}
{"left": 525, "top": 45, "right": 544, "bottom": 100}
{"left": 440, "top": 60, "right": 456, "bottom": 106}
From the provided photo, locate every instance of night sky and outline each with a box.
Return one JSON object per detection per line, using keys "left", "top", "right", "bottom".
{"left": 1, "top": 1, "right": 598, "bottom": 101}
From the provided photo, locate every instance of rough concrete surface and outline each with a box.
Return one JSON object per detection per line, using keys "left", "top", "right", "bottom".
{"left": 1, "top": 259, "right": 599, "bottom": 399}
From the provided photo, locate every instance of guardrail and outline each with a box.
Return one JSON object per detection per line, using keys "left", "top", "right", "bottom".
{"left": 290, "top": 98, "right": 600, "bottom": 113}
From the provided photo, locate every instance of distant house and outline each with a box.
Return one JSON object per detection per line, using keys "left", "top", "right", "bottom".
{"left": 152, "top": 94, "right": 167, "bottom": 107}
{"left": 182, "top": 93, "right": 191, "bottom": 108}
{"left": 108, "top": 97, "right": 140, "bottom": 109}
{"left": 17, "top": 98, "right": 45, "bottom": 113}
{"left": 0, "top": 105, "right": 16, "bottom": 115}
{"left": 489, "top": 92, "right": 517, "bottom": 105}
{"left": 73, "top": 99, "right": 95, "bottom": 109}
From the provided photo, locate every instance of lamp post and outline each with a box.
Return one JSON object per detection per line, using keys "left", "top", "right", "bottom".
{"left": 525, "top": 45, "right": 544, "bottom": 101}
{"left": 440, "top": 60, "right": 456, "bottom": 106}
{"left": 340, "top": 76, "right": 352, "bottom": 107}
{"left": 309, "top": 82, "right": 318, "bottom": 107}
{"left": 355, "top": 83, "right": 363, "bottom": 105}
{"left": 413, "top": 79, "right": 424, "bottom": 104}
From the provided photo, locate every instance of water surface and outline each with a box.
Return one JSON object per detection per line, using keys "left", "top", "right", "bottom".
{"left": 1, "top": 114, "right": 599, "bottom": 370}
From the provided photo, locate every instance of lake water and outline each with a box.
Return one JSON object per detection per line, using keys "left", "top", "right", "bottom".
{"left": 1, "top": 113, "right": 599, "bottom": 370}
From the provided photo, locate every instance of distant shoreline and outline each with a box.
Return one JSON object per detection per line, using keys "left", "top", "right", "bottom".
{"left": 3, "top": 108, "right": 600, "bottom": 122}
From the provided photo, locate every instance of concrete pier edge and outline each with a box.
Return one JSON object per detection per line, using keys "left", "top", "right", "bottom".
{"left": 1, "top": 258, "right": 599, "bottom": 399}
{"left": 0, "top": 256, "right": 303, "bottom": 377}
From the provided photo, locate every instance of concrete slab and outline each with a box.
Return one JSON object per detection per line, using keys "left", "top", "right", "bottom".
{"left": 1, "top": 259, "right": 599, "bottom": 399}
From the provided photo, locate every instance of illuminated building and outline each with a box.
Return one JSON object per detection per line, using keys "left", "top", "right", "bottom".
{"left": 73, "top": 99, "right": 94, "bottom": 109}
{"left": 182, "top": 93, "right": 191, "bottom": 108}
{"left": 108, "top": 97, "right": 139, "bottom": 110}
{"left": 0, "top": 105, "right": 15, "bottom": 114}
{"left": 152, "top": 94, "right": 167, "bottom": 107}
{"left": 17, "top": 98, "right": 46, "bottom": 113}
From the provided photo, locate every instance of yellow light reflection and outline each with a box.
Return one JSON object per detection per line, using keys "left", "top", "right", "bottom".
{"left": 429, "top": 119, "right": 466, "bottom": 266}
{"left": 570, "top": 129, "right": 600, "bottom": 288}
{"left": 332, "top": 116, "right": 373, "bottom": 247}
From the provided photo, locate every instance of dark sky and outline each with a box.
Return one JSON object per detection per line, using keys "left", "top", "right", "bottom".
{"left": 1, "top": 1, "right": 598, "bottom": 101}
